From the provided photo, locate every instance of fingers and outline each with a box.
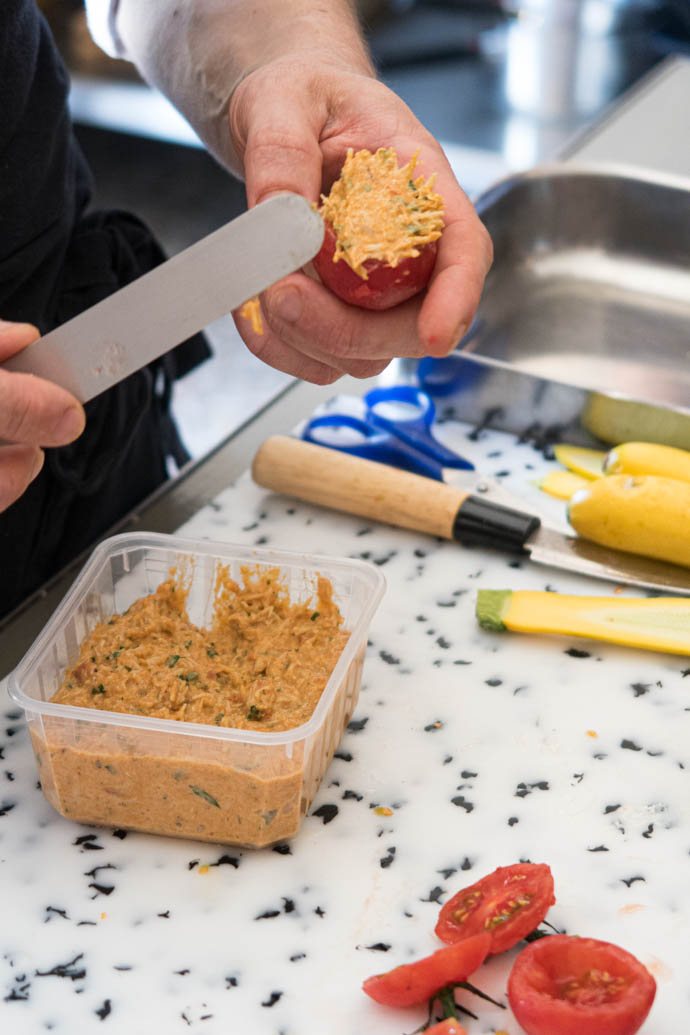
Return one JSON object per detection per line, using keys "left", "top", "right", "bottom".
{"left": 230, "top": 71, "right": 324, "bottom": 207}
{"left": 419, "top": 212, "right": 493, "bottom": 356}
{"left": 238, "top": 315, "right": 342, "bottom": 385}
{"left": 234, "top": 304, "right": 391, "bottom": 385}
{"left": 260, "top": 274, "right": 431, "bottom": 364}
{"left": 386, "top": 140, "right": 493, "bottom": 356}
{"left": 0, "top": 319, "right": 41, "bottom": 361}
{"left": 0, "top": 369, "right": 86, "bottom": 446}
{"left": 0, "top": 444, "right": 44, "bottom": 513}
{"left": 0, "top": 320, "right": 85, "bottom": 446}
{"left": 230, "top": 68, "right": 494, "bottom": 377}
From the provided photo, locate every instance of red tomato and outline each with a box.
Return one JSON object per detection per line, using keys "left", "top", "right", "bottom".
{"left": 362, "top": 931, "right": 491, "bottom": 1008}
{"left": 424, "top": 1020, "right": 468, "bottom": 1035}
{"left": 507, "top": 934, "right": 656, "bottom": 1035}
{"left": 313, "top": 222, "right": 438, "bottom": 310}
{"left": 435, "top": 863, "right": 555, "bottom": 955}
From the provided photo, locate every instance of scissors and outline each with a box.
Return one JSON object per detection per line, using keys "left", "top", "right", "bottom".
{"left": 302, "top": 385, "right": 474, "bottom": 481}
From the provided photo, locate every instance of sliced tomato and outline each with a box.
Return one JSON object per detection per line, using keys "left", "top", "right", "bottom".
{"left": 362, "top": 931, "right": 491, "bottom": 1008}
{"left": 507, "top": 934, "right": 656, "bottom": 1035}
{"left": 435, "top": 863, "right": 555, "bottom": 955}
{"left": 313, "top": 222, "right": 438, "bottom": 311}
{"left": 424, "top": 1020, "right": 468, "bottom": 1035}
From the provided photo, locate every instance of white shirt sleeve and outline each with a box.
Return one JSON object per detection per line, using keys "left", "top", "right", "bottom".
{"left": 83, "top": 0, "right": 246, "bottom": 176}
{"left": 83, "top": 0, "right": 122, "bottom": 59}
{"left": 83, "top": 1, "right": 373, "bottom": 180}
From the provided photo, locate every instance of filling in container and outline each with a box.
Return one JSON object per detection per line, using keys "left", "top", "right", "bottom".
{"left": 8, "top": 533, "right": 385, "bottom": 848}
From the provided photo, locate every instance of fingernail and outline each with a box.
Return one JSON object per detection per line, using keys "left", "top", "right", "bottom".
{"left": 269, "top": 286, "right": 303, "bottom": 324}
{"left": 55, "top": 405, "right": 85, "bottom": 442}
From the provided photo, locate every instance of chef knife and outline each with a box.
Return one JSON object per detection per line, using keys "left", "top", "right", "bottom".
{"left": 252, "top": 435, "right": 690, "bottom": 596}
{"left": 1, "top": 193, "right": 324, "bottom": 403}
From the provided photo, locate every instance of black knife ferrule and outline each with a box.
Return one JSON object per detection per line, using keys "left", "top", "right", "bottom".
{"left": 452, "top": 495, "right": 541, "bottom": 553}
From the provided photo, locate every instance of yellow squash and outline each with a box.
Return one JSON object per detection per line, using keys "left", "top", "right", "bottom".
{"left": 582, "top": 393, "right": 690, "bottom": 450}
{"left": 604, "top": 442, "right": 690, "bottom": 483}
{"left": 538, "top": 470, "right": 591, "bottom": 500}
{"left": 568, "top": 474, "right": 690, "bottom": 568}
{"left": 476, "top": 589, "right": 690, "bottom": 655}
{"left": 553, "top": 445, "right": 607, "bottom": 479}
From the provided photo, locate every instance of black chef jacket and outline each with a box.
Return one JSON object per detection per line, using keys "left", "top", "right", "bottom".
{"left": 0, "top": 0, "right": 210, "bottom": 619}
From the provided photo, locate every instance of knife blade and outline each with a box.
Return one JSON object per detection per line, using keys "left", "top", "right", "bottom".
{"left": 2, "top": 193, "right": 324, "bottom": 403}
{"left": 251, "top": 435, "right": 690, "bottom": 596}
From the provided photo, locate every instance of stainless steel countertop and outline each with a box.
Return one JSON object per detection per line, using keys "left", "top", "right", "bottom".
{"left": 2, "top": 55, "right": 689, "bottom": 678}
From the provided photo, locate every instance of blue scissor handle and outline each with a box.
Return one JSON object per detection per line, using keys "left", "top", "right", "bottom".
{"left": 364, "top": 385, "right": 474, "bottom": 470}
{"left": 302, "top": 413, "right": 445, "bottom": 480}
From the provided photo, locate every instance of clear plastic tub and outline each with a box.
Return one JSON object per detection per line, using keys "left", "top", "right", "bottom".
{"left": 8, "top": 533, "right": 385, "bottom": 848}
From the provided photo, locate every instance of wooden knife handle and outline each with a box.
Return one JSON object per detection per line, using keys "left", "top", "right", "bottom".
{"left": 252, "top": 435, "right": 467, "bottom": 539}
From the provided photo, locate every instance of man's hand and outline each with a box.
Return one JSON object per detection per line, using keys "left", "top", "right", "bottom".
{"left": 0, "top": 321, "right": 85, "bottom": 512}
{"left": 229, "top": 61, "right": 493, "bottom": 385}
{"left": 99, "top": 0, "right": 492, "bottom": 386}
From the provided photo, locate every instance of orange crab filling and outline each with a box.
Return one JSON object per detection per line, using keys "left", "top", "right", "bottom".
{"left": 239, "top": 296, "right": 263, "bottom": 334}
{"left": 319, "top": 147, "right": 444, "bottom": 279}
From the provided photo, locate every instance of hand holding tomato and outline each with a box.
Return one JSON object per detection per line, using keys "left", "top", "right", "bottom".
{"left": 228, "top": 23, "right": 492, "bottom": 384}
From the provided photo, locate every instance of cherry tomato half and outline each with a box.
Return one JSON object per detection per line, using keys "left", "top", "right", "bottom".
{"left": 362, "top": 931, "right": 491, "bottom": 1008}
{"left": 435, "top": 863, "right": 555, "bottom": 955}
{"left": 507, "top": 934, "right": 656, "bottom": 1035}
{"left": 313, "top": 222, "right": 438, "bottom": 311}
{"left": 424, "top": 1020, "right": 468, "bottom": 1035}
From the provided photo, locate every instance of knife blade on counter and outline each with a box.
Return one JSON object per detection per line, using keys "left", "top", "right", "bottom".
{"left": 1, "top": 193, "right": 324, "bottom": 403}
{"left": 251, "top": 435, "right": 690, "bottom": 596}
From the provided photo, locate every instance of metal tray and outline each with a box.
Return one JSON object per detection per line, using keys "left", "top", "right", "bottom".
{"left": 429, "top": 164, "right": 690, "bottom": 448}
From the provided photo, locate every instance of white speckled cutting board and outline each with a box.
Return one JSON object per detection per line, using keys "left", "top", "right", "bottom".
{"left": 0, "top": 407, "right": 685, "bottom": 1035}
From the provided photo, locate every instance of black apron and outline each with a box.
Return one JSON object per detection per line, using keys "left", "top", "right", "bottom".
{"left": 0, "top": 1, "right": 210, "bottom": 618}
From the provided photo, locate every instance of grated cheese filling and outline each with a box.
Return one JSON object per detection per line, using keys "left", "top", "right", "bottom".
{"left": 319, "top": 147, "right": 444, "bottom": 279}
{"left": 239, "top": 296, "right": 264, "bottom": 334}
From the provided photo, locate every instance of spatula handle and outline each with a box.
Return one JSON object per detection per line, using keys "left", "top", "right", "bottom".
{"left": 252, "top": 436, "right": 539, "bottom": 550}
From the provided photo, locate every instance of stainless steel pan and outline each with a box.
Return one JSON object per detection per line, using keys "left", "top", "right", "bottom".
{"left": 403, "top": 164, "right": 690, "bottom": 450}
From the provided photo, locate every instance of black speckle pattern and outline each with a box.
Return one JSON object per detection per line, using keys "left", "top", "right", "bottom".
{"left": 311, "top": 804, "right": 338, "bottom": 825}
{"left": 95, "top": 999, "right": 111, "bottom": 1020}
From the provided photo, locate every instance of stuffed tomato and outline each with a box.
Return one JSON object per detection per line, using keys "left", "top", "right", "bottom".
{"left": 314, "top": 146, "right": 444, "bottom": 311}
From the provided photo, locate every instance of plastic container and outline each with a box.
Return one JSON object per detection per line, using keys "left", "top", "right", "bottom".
{"left": 8, "top": 533, "right": 385, "bottom": 848}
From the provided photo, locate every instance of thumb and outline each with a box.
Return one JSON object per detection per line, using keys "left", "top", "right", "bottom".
{"left": 232, "top": 80, "right": 324, "bottom": 208}
{"left": 0, "top": 319, "right": 41, "bottom": 361}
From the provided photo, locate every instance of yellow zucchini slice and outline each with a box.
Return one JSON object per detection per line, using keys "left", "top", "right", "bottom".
{"left": 582, "top": 393, "right": 690, "bottom": 450}
{"left": 477, "top": 589, "right": 690, "bottom": 655}
{"left": 568, "top": 475, "right": 690, "bottom": 568}
{"left": 538, "top": 470, "right": 591, "bottom": 500}
{"left": 604, "top": 442, "right": 690, "bottom": 483}
{"left": 553, "top": 444, "right": 606, "bottom": 479}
